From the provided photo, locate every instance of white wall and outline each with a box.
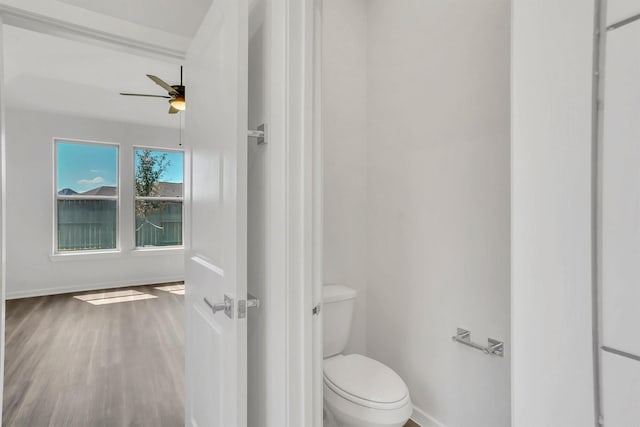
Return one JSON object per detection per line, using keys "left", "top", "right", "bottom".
{"left": 365, "top": 2, "right": 510, "bottom": 426}
{"left": 5, "top": 108, "right": 184, "bottom": 298}
{"left": 323, "top": 1, "right": 511, "bottom": 426}
{"left": 511, "top": 0, "right": 596, "bottom": 426}
{"left": 322, "top": 0, "right": 368, "bottom": 355}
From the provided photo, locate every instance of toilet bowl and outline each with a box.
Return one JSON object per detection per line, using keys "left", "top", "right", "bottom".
{"left": 323, "top": 354, "right": 412, "bottom": 427}
{"left": 322, "top": 285, "right": 412, "bottom": 427}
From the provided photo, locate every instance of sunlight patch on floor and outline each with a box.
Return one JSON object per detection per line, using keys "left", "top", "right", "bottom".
{"left": 73, "top": 289, "right": 158, "bottom": 305}
{"left": 155, "top": 284, "right": 185, "bottom": 295}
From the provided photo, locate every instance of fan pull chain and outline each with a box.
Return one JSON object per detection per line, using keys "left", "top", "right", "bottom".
{"left": 179, "top": 113, "right": 183, "bottom": 147}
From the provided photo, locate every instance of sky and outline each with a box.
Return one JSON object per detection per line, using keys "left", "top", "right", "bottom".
{"left": 57, "top": 141, "right": 184, "bottom": 193}
{"left": 134, "top": 149, "right": 184, "bottom": 184}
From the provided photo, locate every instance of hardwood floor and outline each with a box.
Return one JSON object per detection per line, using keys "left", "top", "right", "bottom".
{"left": 4, "top": 285, "right": 422, "bottom": 427}
{"left": 3, "top": 283, "right": 185, "bottom": 427}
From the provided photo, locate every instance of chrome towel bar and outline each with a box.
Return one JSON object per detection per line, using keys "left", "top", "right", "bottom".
{"left": 452, "top": 328, "right": 504, "bottom": 357}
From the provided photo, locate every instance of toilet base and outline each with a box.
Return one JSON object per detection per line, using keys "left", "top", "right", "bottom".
{"left": 323, "top": 405, "right": 408, "bottom": 427}
{"left": 323, "top": 407, "right": 338, "bottom": 427}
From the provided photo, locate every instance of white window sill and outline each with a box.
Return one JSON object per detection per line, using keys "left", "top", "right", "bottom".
{"left": 131, "top": 247, "right": 184, "bottom": 256}
{"left": 49, "top": 250, "right": 122, "bottom": 262}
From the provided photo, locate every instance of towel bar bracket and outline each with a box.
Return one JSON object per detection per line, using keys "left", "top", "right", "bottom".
{"left": 452, "top": 328, "right": 504, "bottom": 357}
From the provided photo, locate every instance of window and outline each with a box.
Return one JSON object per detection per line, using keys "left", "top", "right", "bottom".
{"left": 55, "top": 140, "right": 118, "bottom": 252}
{"left": 134, "top": 148, "right": 184, "bottom": 247}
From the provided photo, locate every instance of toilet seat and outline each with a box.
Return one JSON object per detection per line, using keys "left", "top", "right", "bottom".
{"left": 323, "top": 354, "right": 410, "bottom": 410}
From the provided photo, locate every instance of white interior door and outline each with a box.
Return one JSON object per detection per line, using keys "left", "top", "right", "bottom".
{"left": 183, "top": 0, "right": 248, "bottom": 426}
{"left": 600, "top": 14, "right": 640, "bottom": 427}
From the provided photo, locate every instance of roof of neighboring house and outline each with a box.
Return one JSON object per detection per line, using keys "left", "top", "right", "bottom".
{"left": 57, "top": 182, "right": 183, "bottom": 198}
{"left": 58, "top": 188, "right": 78, "bottom": 195}
{"left": 153, "top": 182, "right": 182, "bottom": 197}
{"left": 80, "top": 186, "right": 117, "bottom": 196}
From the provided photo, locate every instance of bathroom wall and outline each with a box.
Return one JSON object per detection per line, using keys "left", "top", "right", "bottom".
{"left": 322, "top": 0, "right": 368, "bottom": 355}
{"left": 511, "top": 0, "right": 596, "bottom": 425}
{"left": 5, "top": 108, "right": 184, "bottom": 298}
{"left": 364, "top": 1, "right": 510, "bottom": 426}
{"left": 323, "top": 1, "right": 511, "bottom": 426}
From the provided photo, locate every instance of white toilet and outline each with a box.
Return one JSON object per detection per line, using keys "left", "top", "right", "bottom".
{"left": 323, "top": 285, "right": 412, "bottom": 427}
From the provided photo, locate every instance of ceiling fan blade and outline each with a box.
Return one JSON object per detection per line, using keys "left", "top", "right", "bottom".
{"left": 147, "top": 74, "right": 179, "bottom": 95}
{"left": 169, "top": 105, "right": 179, "bottom": 114}
{"left": 120, "top": 93, "right": 172, "bottom": 98}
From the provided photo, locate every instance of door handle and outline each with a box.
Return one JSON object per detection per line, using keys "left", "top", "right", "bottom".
{"left": 204, "top": 295, "right": 234, "bottom": 319}
{"left": 203, "top": 297, "right": 228, "bottom": 313}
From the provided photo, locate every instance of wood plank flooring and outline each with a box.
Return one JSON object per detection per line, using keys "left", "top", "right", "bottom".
{"left": 3, "top": 283, "right": 185, "bottom": 427}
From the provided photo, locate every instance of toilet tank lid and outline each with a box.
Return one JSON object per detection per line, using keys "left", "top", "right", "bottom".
{"left": 323, "top": 284, "right": 357, "bottom": 303}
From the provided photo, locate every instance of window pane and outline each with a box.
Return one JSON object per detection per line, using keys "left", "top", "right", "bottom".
{"left": 135, "top": 149, "right": 184, "bottom": 198}
{"left": 136, "top": 201, "right": 183, "bottom": 247}
{"left": 57, "top": 199, "right": 117, "bottom": 251}
{"left": 57, "top": 142, "right": 118, "bottom": 195}
{"left": 56, "top": 141, "right": 118, "bottom": 253}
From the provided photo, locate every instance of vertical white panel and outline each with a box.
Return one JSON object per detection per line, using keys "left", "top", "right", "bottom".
{"left": 0, "top": 17, "right": 6, "bottom": 422}
{"left": 601, "top": 22, "right": 640, "bottom": 356}
{"left": 511, "top": 0, "right": 596, "bottom": 425}
{"left": 312, "top": 2, "right": 324, "bottom": 426}
{"left": 190, "top": 305, "right": 223, "bottom": 426}
{"left": 247, "top": 3, "right": 268, "bottom": 426}
{"left": 600, "top": 18, "right": 640, "bottom": 427}
{"left": 601, "top": 352, "right": 640, "bottom": 426}
{"left": 183, "top": 0, "right": 248, "bottom": 425}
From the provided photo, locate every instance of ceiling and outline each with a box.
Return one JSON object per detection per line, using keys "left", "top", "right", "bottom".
{"left": 4, "top": 26, "right": 183, "bottom": 129}
{"left": 56, "top": 0, "right": 214, "bottom": 37}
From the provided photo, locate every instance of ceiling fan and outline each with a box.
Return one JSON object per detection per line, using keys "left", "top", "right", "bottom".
{"left": 120, "top": 66, "right": 186, "bottom": 114}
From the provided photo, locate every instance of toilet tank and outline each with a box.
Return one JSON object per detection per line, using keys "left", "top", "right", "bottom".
{"left": 323, "top": 284, "right": 357, "bottom": 358}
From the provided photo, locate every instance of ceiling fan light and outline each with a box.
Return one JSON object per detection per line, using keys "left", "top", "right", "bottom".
{"left": 170, "top": 96, "right": 186, "bottom": 111}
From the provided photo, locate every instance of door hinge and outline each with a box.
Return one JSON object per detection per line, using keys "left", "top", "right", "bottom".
{"left": 312, "top": 303, "right": 322, "bottom": 317}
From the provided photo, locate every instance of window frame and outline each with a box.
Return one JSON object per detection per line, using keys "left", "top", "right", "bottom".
{"left": 132, "top": 145, "right": 185, "bottom": 249}
{"left": 53, "top": 138, "right": 121, "bottom": 255}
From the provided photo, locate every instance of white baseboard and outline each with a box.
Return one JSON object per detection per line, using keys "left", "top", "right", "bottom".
{"left": 6, "top": 276, "right": 184, "bottom": 299}
{"left": 412, "top": 405, "right": 447, "bottom": 427}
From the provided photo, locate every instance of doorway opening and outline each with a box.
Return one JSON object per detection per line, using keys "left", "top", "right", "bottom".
{"left": 1, "top": 24, "right": 188, "bottom": 425}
